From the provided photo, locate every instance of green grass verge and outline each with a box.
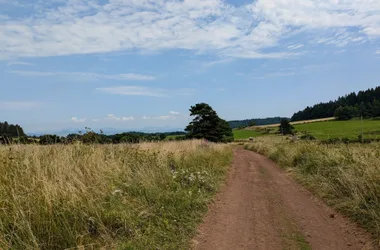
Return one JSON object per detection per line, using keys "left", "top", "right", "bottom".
{"left": 233, "top": 128, "right": 275, "bottom": 140}
{"left": 233, "top": 130, "right": 262, "bottom": 140}
{"left": 294, "top": 119, "right": 380, "bottom": 140}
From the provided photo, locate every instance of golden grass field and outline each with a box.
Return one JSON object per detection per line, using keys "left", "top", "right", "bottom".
{"left": 0, "top": 141, "right": 232, "bottom": 250}
{"left": 244, "top": 137, "right": 380, "bottom": 241}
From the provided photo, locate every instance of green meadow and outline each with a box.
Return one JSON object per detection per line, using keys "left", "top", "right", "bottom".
{"left": 234, "top": 119, "right": 380, "bottom": 141}
{"left": 294, "top": 119, "right": 380, "bottom": 140}
{"left": 233, "top": 129, "right": 269, "bottom": 140}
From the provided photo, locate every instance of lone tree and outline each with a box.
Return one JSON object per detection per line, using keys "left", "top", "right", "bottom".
{"left": 279, "top": 119, "right": 294, "bottom": 135}
{"left": 185, "top": 103, "right": 233, "bottom": 143}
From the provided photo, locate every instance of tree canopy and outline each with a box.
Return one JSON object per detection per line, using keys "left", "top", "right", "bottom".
{"left": 291, "top": 86, "right": 380, "bottom": 121}
{"left": 0, "top": 121, "right": 25, "bottom": 137}
{"left": 28, "top": 131, "right": 186, "bottom": 145}
{"left": 279, "top": 119, "right": 294, "bottom": 135}
{"left": 185, "top": 103, "right": 233, "bottom": 142}
{"left": 334, "top": 106, "right": 359, "bottom": 120}
{"left": 228, "top": 117, "right": 288, "bottom": 129}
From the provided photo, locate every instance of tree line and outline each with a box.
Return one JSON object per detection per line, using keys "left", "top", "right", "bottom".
{"left": 1, "top": 103, "right": 234, "bottom": 145}
{"left": 0, "top": 122, "right": 26, "bottom": 137}
{"left": 291, "top": 86, "right": 380, "bottom": 121}
{"left": 228, "top": 117, "right": 288, "bottom": 129}
{"left": 31, "top": 130, "right": 187, "bottom": 145}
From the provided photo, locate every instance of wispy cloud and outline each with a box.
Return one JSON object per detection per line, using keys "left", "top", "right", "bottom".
{"left": 106, "top": 114, "right": 135, "bottom": 121}
{"left": 155, "top": 116, "right": 176, "bottom": 121}
{"left": 141, "top": 111, "right": 181, "bottom": 121}
{"left": 0, "top": 101, "right": 40, "bottom": 110}
{"left": 0, "top": 0, "right": 27, "bottom": 8}
{"left": 287, "top": 43, "right": 304, "bottom": 50}
{"left": 201, "top": 58, "right": 234, "bottom": 69}
{"left": 266, "top": 71, "right": 297, "bottom": 77}
{"left": 97, "top": 86, "right": 166, "bottom": 97}
{"left": 7, "top": 61, "right": 33, "bottom": 66}
{"left": 0, "top": 15, "right": 9, "bottom": 21}
{"left": 9, "top": 70, "right": 155, "bottom": 81}
{"left": 1, "top": 0, "right": 379, "bottom": 59}
{"left": 154, "top": 110, "right": 183, "bottom": 120}
{"left": 71, "top": 117, "right": 86, "bottom": 123}
{"left": 97, "top": 86, "right": 194, "bottom": 97}
{"left": 251, "top": 63, "right": 332, "bottom": 79}
{"left": 376, "top": 50, "right": 380, "bottom": 55}
{"left": 335, "top": 50, "right": 346, "bottom": 54}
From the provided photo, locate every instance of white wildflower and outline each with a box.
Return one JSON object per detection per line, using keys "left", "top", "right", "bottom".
{"left": 112, "top": 189, "right": 123, "bottom": 195}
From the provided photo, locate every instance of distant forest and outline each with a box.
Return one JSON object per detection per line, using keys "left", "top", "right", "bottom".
{"left": 35, "top": 131, "right": 187, "bottom": 145}
{"left": 228, "top": 117, "right": 288, "bottom": 129}
{"left": 0, "top": 120, "right": 187, "bottom": 144}
{"left": 292, "top": 86, "right": 380, "bottom": 121}
{"left": 0, "top": 122, "right": 26, "bottom": 137}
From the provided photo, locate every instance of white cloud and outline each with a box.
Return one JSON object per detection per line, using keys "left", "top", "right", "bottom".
{"left": 9, "top": 70, "right": 155, "bottom": 81}
{"left": 376, "top": 50, "right": 380, "bottom": 54}
{"left": 106, "top": 114, "right": 135, "bottom": 122}
{"left": 122, "top": 117, "right": 135, "bottom": 121}
{"left": 251, "top": 63, "right": 331, "bottom": 79}
{"left": 224, "top": 51, "right": 300, "bottom": 59}
{"left": 92, "top": 119, "right": 99, "bottom": 122}
{"left": 154, "top": 110, "right": 182, "bottom": 120}
{"left": 335, "top": 50, "right": 346, "bottom": 54}
{"left": 363, "top": 27, "right": 380, "bottom": 37}
{"left": 201, "top": 58, "right": 234, "bottom": 68}
{"left": 71, "top": 117, "right": 86, "bottom": 123}
{"left": 253, "top": 71, "right": 296, "bottom": 79}
{"left": 1, "top": 0, "right": 379, "bottom": 59}
{"left": 287, "top": 43, "right": 304, "bottom": 50}
{"left": 97, "top": 86, "right": 194, "bottom": 97}
{"left": 0, "top": 101, "right": 40, "bottom": 110}
{"left": 98, "top": 86, "right": 166, "bottom": 97}
{"left": 155, "top": 116, "right": 176, "bottom": 121}
{"left": 7, "top": 61, "right": 33, "bottom": 66}
{"left": 142, "top": 116, "right": 151, "bottom": 120}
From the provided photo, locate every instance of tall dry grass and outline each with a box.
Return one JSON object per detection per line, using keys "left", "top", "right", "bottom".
{"left": 0, "top": 140, "right": 232, "bottom": 249}
{"left": 245, "top": 137, "right": 380, "bottom": 239}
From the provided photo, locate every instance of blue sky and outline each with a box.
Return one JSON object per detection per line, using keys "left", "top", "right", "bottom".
{"left": 1, "top": 0, "right": 380, "bottom": 133}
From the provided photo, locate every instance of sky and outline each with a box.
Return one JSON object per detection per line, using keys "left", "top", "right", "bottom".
{"left": 1, "top": 0, "right": 380, "bottom": 133}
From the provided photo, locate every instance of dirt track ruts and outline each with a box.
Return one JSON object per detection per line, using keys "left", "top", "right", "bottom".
{"left": 193, "top": 148, "right": 375, "bottom": 250}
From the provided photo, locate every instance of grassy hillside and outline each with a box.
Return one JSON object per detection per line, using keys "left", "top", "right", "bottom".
{"left": 0, "top": 141, "right": 232, "bottom": 249}
{"left": 244, "top": 137, "right": 380, "bottom": 240}
{"left": 234, "top": 119, "right": 380, "bottom": 141}
{"left": 252, "top": 117, "right": 336, "bottom": 128}
{"left": 294, "top": 119, "right": 380, "bottom": 140}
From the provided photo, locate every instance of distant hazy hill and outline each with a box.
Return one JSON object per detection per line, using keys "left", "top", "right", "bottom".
{"left": 228, "top": 117, "right": 288, "bottom": 129}
{"left": 28, "top": 126, "right": 185, "bottom": 136}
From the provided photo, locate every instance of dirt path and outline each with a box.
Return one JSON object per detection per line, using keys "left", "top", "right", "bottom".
{"left": 193, "top": 148, "right": 375, "bottom": 250}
